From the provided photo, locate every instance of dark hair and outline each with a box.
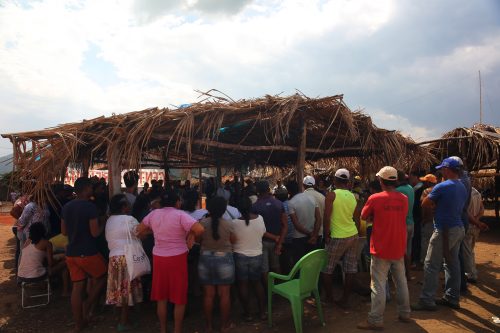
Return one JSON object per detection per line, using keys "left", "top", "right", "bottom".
{"left": 286, "top": 180, "right": 299, "bottom": 197}
{"left": 274, "top": 188, "right": 288, "bottom": 202}
{"left": 132, "top": 193, "right": 151, "bottom": 221}
{"left": 255, "top": 181, "right": 270, "bottom": 195}
{"left": 381, "top": 178, "right": 398, "bottom": 187}
{"left": 181, "top": 189, "right": 199, "bottom": 212}
{"left": 369, "top": 180, "right": 382, "bottom": 193}
{"left": 29, "top": 223, "right": 46, "bottom": 245}
{"left": 397, "top": 170, "right": 408, "bottom": 183}
{"left": 109, "top": 194, "right": 129, "bottom": 215}
{"left": 206, "top": 196, "right": 227, "bottom": 240}
{"left": 160, "top": 190, "right": 180, "bottom": 208}
{"left": 74, "top": 177, "right": 92, "bottom": 194}
{"left": 123, "top": 171, "right": 139, "bottom": 188}
{"left": 334, "top": 176, "right": 349, "bottom": 185}
{"left": 238, "top": 196, "right": 252, "bottom": 226}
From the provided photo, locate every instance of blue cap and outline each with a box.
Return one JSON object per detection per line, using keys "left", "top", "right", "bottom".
{"left": 435, "top": 157, "right": 462, "bottom": 170}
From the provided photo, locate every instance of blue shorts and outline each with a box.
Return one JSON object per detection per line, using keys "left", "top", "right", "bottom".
{"left": 234, "top": 253, "right": 263, "bottom": 281}
{"left": 198, "top": 251, "right": 235, "bottom": 285}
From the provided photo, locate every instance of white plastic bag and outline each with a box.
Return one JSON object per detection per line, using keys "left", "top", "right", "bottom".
{"left": 124, "top": 220, "right": 151, "bottom": 280}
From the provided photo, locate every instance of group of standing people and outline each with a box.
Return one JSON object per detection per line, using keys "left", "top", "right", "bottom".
{"left": 9, "top": 155, "right": 489, "bottom": 332}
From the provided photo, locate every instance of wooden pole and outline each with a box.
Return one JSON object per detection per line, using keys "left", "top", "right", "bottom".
{"left": 479, "top": 70, "right": 483, "bottom": 125}
{"left": 199, "top": 167, "right": 203, "bottom": 208}
{"left": 81, "top": 150, "right": 91, "bottom": 178}
{"left": 107, "top": 145, "right": 122, "bottom": 197}
{"left": 216, "top": 162, "right": 222, "bottom": 189}
{"left": 296, "top": 118, "right": 306, "bottom": 191}
{"left": 495, "top": 157, "right": 499, "bottom": 220}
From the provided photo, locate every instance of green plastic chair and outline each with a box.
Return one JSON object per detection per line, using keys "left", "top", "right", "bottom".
{"left": 268, "top": 249, "right": 327, "bottom": 333}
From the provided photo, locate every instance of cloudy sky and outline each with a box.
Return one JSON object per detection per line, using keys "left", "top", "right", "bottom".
{"left": 0, "top": 0, "right": 499, "bottom": 156}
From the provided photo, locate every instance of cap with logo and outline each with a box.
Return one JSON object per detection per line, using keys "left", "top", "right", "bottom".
{"left": 376, "top": 166, "right": 398, "bottom": 181}
{"left": 335, "top": 168, "right": 350, "bottom": 180}
{"left": 435, "top": 157, "right": 461, "bottom": 170}
{"left": 303, "top": 175, "right": 316, "bottom": 186}
{"left": 419, "top": 174, "right": 437, "bottom": 184}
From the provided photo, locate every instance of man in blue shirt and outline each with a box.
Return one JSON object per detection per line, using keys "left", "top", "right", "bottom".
{"left": 412, "top": 157, "right": 467, "bottom": 311}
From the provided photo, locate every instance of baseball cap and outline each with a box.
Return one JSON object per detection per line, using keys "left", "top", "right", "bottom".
{"left": 435, "top": 157, "right": 461, "bottom": 170}
{"left": 335, "top": 168, "right": 350, "bottom": 180}
{"left": 376, "top": 166, "right": 398, "bottom": 181}
{"left": 303, "top": 175, "right": 316, "bottom": 186}
{"left": 419, "top": 174, "right": 437, "bottom": 184}
{"left": 449, "top": 156, "right": 464, "bottom": 167}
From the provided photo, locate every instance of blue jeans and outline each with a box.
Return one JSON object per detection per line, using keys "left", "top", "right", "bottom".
{"left": 198, "top": 251, "right": 235, "bottom": 285}
{"left": 419, "top": 226, "right": 465, "bottom": 306}
{"left": 368, "top": 256, "right": 410, "bottom": 325}
{"left": 234, "top": 253, "right": 263, "bottom": 281}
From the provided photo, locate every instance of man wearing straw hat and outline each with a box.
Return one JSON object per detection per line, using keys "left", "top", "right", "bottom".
{"left": 357, "top": 166, "right": 411, "bottom": 330}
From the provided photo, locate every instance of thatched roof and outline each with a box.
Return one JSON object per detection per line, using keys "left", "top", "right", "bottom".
{"left": 424, "top": 124, "right": 500, "bottom": 171}
{"left": 2, "top": 91, "right": 432, "bottom": 198}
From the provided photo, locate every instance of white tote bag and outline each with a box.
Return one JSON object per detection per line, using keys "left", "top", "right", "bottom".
{"left": 124, "top": 219, "right": 151, "bottom": 280}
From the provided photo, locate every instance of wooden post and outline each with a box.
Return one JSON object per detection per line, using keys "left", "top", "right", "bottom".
{"left": 11, "top": 138, "right": 17, "bottom": 173}
{"left": 199, "top": 167, "right": 203, "bottom": 207}
{"left": 81, "top": 150, "right": 91, "bottom": 178}
{"left": 296, "top": 118, "right": 306, "bottom": 191}
{"left": 163, "top": 149, "right": 169, "bottom": 189}
{"left": 216, "top": 162, "right": 222, "bottom": 188}
{"left": 107, "top": 145, "right": 122, "bottom": 197}
{"left": 495, "top": 158, "right": 499, "bottom": 220}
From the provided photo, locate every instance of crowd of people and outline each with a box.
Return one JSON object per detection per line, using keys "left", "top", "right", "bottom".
{"left": 9, "top": 156, "right": 489, "bottom": 332}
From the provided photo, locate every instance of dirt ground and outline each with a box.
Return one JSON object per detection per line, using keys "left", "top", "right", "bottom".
{"left": 0, "top": 206, "right": 498, "bottom": 333}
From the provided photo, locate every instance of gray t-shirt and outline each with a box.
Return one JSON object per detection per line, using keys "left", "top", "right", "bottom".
{"left": 288, "top": 192, "right": 318, "bottom": 238}
{"left": 200, "top": 217, "right": 233, "bottom": 252}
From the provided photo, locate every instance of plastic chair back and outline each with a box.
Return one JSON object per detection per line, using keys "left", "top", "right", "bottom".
{"left": 294, "top": 249, "right": 327, "bottom": 294}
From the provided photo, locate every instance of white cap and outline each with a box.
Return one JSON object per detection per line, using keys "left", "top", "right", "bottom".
{"left": 376, "top": 166, "right": 398, "bottom": 181}
{"left": 303, "top": 175, "right": 315, "bottom": 186}
{"left": 335, "top": 168, "right": 350, "bottom": 180}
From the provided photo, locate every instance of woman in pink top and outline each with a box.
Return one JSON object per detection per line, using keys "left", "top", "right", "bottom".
{"left": 137, "top": 191, "right": 204, "bottom": 333}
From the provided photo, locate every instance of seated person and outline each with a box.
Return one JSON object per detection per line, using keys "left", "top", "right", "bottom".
{"left": 18, "top": 223, "right": 52, "bottom": 283}
{"left": 18, "top": 224, "right": 68, "bottom": 293}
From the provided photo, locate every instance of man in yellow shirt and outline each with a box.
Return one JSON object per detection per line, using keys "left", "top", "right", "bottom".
{"left": 321, "top": 168, "right": 360, "bottom": 307}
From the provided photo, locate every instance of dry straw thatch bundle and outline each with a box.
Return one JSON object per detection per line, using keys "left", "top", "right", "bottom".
{"left": 2, "top": 91, "right": 433, "bottom": 201}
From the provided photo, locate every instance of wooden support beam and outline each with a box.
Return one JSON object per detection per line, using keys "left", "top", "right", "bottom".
{"left": 417, "top": 136, "right": 473, "bottom": 146}
{"left": 107, "top": 145, "right": 122, "bottom": 197}
{"left": 152, "top": 133, "right": 362, "bottom": 155}
{"left": 296, "top": 118, "right": 306, "bottom": 191}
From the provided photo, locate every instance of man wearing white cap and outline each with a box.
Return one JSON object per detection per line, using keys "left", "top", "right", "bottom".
{"left": 357, "top": 166, "right": 411, "bottom": 330}
{"left": 286, "top": 180, "right": 321, "bottom": 263}
{"left": 303, "top": 175, "right": 325, "bottom": 248}
{"left": 322, "top": 168, "right": 360, "bottom": 308}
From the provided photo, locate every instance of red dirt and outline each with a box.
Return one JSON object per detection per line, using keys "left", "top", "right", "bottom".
{"left": 0, "top": 210, "right": 498, "bottom": 333}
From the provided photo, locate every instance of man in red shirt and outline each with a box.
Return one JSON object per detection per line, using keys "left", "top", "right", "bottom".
{"left": 357, "top": 166, "right": 411, "bottom": 330}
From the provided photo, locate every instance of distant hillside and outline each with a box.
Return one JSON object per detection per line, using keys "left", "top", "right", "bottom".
{"left": 0, "top": 154, "right": 13, "bottom": 175}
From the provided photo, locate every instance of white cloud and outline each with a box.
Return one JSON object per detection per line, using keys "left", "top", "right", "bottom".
{"left": 0, "top": 0, "right": 499, "bottom": 153}
{"left": 367, "top": 108, "right": 437, "bottom": 141}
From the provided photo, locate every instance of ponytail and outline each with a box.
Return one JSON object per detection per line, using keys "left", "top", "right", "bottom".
{"left": 206, "top": 196, "right": 227, "bottom": 241}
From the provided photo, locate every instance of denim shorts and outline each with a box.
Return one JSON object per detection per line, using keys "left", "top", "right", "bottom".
{"left": 198, "top": 251, "right": 235, "bottom": 285}
{"left": 234, "top": 253, "right": 263, "bottom": 281}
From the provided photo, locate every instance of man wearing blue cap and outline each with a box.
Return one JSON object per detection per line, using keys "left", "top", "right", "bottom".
{"left": 412, "top": 157, "right": 467, "bottom": 311}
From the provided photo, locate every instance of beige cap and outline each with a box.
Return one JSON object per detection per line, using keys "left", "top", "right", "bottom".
{"left": 376, "top": 166, "right": 398, "bottom": 181}
{"left": 335, "top": 168, "right": 350, "bottom": 180}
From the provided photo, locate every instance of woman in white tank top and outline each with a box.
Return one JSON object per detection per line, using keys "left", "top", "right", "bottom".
{"left": 17, "top": 223, "right": 53, "bottom": 282}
